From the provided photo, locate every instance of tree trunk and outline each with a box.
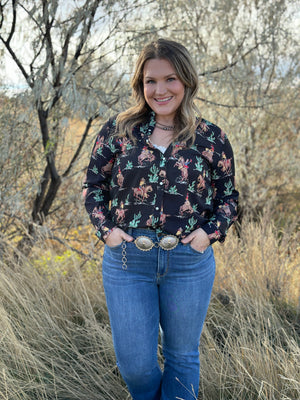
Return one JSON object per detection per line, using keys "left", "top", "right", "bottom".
{"left": 17, "top": 107, "right": 62, "bottom": 255}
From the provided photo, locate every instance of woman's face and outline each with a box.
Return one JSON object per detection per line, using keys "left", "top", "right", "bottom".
{"left": 143, "top": 58, "right": 185, "bottom": 123}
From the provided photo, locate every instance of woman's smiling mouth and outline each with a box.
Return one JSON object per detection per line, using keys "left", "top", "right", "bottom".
{"left": 155, "top": 96, "right": 173, "bottom": 103}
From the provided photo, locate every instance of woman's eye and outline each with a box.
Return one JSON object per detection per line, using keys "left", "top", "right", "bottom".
{"left": 146, "top": 80, "right": 155, "bottom": 84}
{"left": 167, "top": 77, "right": 175, "bottom": 82}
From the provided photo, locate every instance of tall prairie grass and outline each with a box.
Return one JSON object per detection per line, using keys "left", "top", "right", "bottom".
{"left": 0, "top": 214, "right": 299, "bottom": 399}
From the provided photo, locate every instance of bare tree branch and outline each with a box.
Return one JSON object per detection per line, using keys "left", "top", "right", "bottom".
{"left": 199, "top": 41, "right": 261, "bottom": 77}
{"left": 196, "top": 97, "right": 266, "bottom": 109}
{"left": 49, "top": 234, "right": 101, "bottom": 263}
{"left": 5, "top": 0, "right": 16, "bottom": 45}
{"left": 42, "top": 0, "right": 56, "bottom": 79}
{"left": 62, "top": 115, "right": 96, "bottom": 178}
{"left": 0, "top": 1, "right": 34, "bottom": 87}
{"left": 74, "top": 0, "right": 99, "bottom": 60}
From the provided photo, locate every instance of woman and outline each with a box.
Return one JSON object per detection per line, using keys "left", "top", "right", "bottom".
{"left": 84, "top": 38, "right": 238, "bottom": 400}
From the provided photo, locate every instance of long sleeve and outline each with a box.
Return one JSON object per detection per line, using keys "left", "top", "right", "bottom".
{"left": 83, "top": 119, "right": 117, "bottom": 241}
{"left": 200, "top": 132, "right": 238, "bottom": 244}
{"left": 83, "top": 113, "right": 238, "bottom": 244}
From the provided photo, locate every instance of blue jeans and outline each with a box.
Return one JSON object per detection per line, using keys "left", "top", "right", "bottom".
{"left": 102, "top": 228, "right": 215, "bottom": 400}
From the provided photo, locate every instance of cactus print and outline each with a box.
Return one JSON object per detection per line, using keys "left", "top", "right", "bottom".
{"left": 84, "top": 112, "right": 239, "bottom": 243}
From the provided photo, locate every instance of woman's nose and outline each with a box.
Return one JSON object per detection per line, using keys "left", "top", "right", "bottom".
{"left": 155, "top": 81, "right": 167, "bottom": 95}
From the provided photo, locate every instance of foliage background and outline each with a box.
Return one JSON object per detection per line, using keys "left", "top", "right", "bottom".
{"left": 0, "top": 0, "right": 299, "bottom": 399}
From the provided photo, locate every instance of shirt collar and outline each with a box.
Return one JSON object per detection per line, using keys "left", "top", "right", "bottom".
{"left": 134, "top": 111, "right": 156, "bottom": 141}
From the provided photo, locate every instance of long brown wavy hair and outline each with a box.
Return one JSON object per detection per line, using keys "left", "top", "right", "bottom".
{"left": 116, "top": 38, "right": 200, "bottom": 145}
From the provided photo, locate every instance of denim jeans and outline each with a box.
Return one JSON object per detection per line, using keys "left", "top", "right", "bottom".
{"left": 102, "top": 228, "right": 215, "bottom": 400}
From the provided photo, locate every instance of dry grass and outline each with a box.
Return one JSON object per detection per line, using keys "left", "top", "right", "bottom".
{"left": 0, "top": 247, "right": 127, "bottom": 399}
{"left": 0, "top": 215, "right": 299, "bottom": 399}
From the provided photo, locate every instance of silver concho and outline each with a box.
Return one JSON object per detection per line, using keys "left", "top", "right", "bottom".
{"left": 134, "top": 236, "right": 154, "bottom": 251}
{"left": 159, "top": 235, "right": 179, "bottom": 250}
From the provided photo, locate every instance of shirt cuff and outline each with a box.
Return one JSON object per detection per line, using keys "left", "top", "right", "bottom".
{"left": 201, "top": 222, "right": 224, "bottom": 245}
{"left": 95, "top": 223, "right": 117, "bottom": 243}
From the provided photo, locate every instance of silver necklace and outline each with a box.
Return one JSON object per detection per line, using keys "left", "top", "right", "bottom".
{"left": 156, "top": 121, "right": 175, "bottom": 131}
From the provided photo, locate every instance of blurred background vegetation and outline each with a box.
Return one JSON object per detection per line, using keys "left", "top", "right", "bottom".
{"left": 0, "top": 0, "right": 299, "bottom": 399}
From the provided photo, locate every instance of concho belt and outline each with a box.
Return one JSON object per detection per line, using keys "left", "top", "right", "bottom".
{"left": 134, "top": 235, "right": 179, "bottom": 251}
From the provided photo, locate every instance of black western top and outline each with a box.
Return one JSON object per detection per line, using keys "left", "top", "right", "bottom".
{"left": 84, "top": 112, "right": 239, "bottom": 244}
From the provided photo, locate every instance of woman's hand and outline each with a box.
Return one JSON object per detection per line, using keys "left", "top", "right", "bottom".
{"left": 105, "top": 227, "right": 134, "bottom": 248}
{"left": 181, "top": 228, "right": 210, "bottom": 253}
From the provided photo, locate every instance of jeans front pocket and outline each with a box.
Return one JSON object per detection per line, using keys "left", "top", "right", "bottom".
{"left": 102, "top": 241, "right": 124, "bottom": 272}
{"left": 106, "top": 241, "right": 123, "bottom": 250}
{"left": 188, "top": 243, "right": 210, "bottom": 255}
